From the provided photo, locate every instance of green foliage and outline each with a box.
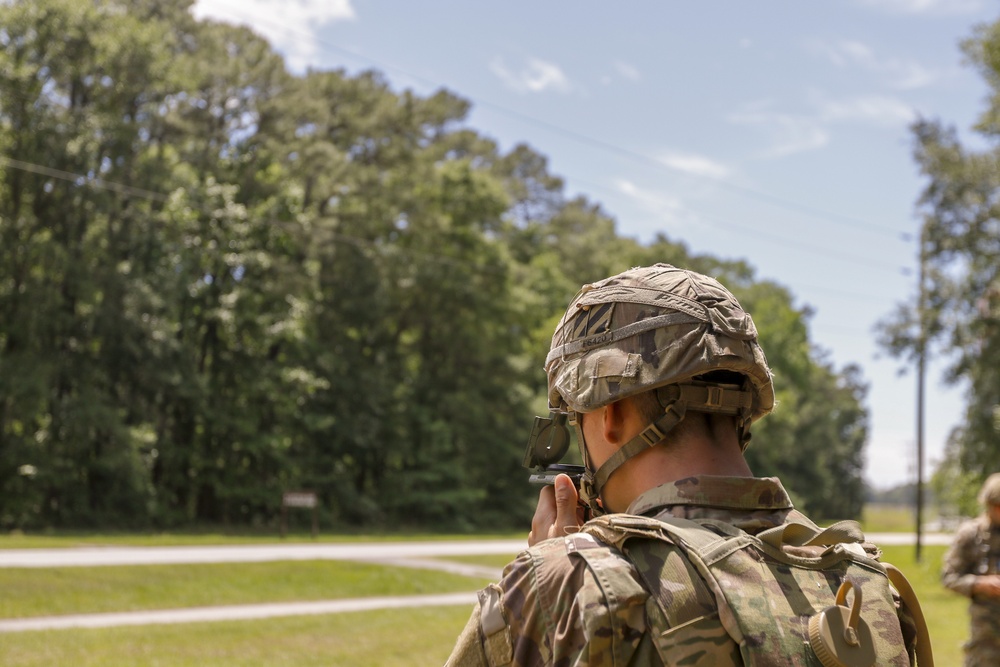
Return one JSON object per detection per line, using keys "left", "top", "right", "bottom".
{"left": 878, "top": 14, "right": 1000, "bottom": 497}
{"left": 930, "top": 433, "right": 982, "bottom": 517}
{"left": 0, "top": 0, "right": 872, "bottom": 529}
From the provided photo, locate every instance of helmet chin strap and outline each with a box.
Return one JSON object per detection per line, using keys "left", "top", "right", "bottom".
{"left": 572, "top": 382, "right": 754, "bottom": 515}
{"left": 572, "top": 401, "right": 688, "bottom": 516}
{"left": 569, "top": 414, "right": 604, "bottom": 518}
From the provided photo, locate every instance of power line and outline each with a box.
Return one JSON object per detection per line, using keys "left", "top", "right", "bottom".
{"left": 1, "top": 6, "right": 916, "bottom": 275}
{"left": 566, "top": 173, "right": 912, "bottom": 276}
{"left": 0, "top": 153, "right": 905, "bottom": 325}
{"left": 0, "top": 156, "right": 922, "bottom": 350}
{"left": 195, "top": 2, "right": 913, "bottom": 241}
{"left": 0, "top": 154, "right": 509, "bottom": 275}
{"left": 0, "top": 156, "right": 171, "bottom": 203}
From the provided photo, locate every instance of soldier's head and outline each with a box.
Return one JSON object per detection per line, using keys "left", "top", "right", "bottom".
{"left": 979, "top": 473, "right": 1000, "bottom": 524}
{"left": 545, "top": 263, "right": 774, "bottom": 512}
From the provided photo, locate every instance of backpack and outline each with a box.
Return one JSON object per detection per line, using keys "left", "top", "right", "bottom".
{"left": 573, "top": 513, "right": 933, "bottom": 666}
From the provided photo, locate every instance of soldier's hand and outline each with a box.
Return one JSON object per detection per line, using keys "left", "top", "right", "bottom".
{"left": 973, "top": 574, "right": 1000, "bottom": 599}
{"left": 528, "top": 473, "right": 585, "bottom": 546}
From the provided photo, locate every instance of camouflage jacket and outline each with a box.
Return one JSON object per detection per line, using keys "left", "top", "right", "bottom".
{"left": 444, "top": 475, "right": 916, "bottom": 667}
{"left": 942, "top": 515, "right": 1000, "bottom": 601}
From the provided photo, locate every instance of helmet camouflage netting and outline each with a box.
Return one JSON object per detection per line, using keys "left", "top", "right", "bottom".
{"left": 979, "top": 473, "right": 1000, "bottom": 507}
{"left": 545, "top": 263, "right": 774, "bottom": 420}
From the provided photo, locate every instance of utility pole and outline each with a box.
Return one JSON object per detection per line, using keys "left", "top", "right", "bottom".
{"left": 915, "top": 225, "right": 926, "bottom": 563}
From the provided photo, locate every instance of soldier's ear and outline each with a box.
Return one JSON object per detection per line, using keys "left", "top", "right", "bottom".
{"left": 602, "top": 400, "right": 631, "bottom": 447}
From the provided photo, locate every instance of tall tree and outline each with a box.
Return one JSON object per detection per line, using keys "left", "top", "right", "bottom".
{"left": 879, "top": 16, "right": 1000, "bottom": 487}
{"left": 0, "top": 0, "right": 182, "bottom": 526}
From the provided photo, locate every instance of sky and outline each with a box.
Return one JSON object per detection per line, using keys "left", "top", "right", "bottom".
{"left": 192, "top": 0, "right": 1000, "bottom": 491}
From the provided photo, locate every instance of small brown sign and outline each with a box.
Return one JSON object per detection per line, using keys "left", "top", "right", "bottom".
{"left": 282, "top": 491, "right": 318, "bottom": 509}
{"left": 281, "top": 491, "right": 319, "bottom": 538}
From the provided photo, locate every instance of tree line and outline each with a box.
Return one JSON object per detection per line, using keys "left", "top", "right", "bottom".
{"left": 0, "top": 0, "right": 869, "bottom": 531}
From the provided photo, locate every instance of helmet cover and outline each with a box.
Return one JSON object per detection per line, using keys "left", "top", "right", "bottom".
{"left": 979, "top": 472, "right": 1000, "bottom": 507}
{"left": 546, "top": 263, "right": 774, "bottom": 420}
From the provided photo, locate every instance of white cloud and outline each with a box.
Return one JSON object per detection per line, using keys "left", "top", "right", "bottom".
{"left": 601, "top": 61, "right": 641, "bottom": 86}
{"left": 614, "top": 61, "right": 641, "bottom": 82}
{"left": 192, "top": 0, "right": 355, "bottom": 72}
{"left": 615, "top": 179, "right": 686, "bottom": 222}
{"left": 821, "top": 40, "right": 875, "bottom": 67}
{"left": 490, "top": 57, "right": 573, "bottom": 94}
{"left": 810, "top": 39, "right": 940, "bottom": 90}
{"left": 728, "top": 105, "right": 831, "bottom": 158}
{"left": 855, "top": 0, "right": 985, "bottom": 14}
{"left": 728, "top": 90, "right": 915, "bottom": 159}
{"left": 814, "top": 93, "right": 917, "bottom": 125}
{"left": 658, "top": 151, "right": 730, "bottom": 179}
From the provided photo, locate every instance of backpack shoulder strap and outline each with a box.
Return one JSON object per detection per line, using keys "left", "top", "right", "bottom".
{"left": 577, "top": 515, "right": 713, "bottom": 626}
{"left": 577, "top": 516, "right": 741, "bottom": 665}
{"left": 885, "top": 563, "right": 934, "bottom": 667}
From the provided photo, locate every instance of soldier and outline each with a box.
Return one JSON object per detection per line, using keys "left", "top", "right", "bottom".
{"left": 942, "top": 473, "right": 1000, "bottom": 666}
{"left": 445, "top": 263, "right": 922, "bottom": 666}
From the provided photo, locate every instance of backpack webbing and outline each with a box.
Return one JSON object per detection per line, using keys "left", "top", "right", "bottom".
{"left": 580, "top": 514, "right": 922, "bottom": 666}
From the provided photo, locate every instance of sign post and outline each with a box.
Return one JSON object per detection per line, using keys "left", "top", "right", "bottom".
{"left": 281, "top": 491, "right": 319, "bottom": 539}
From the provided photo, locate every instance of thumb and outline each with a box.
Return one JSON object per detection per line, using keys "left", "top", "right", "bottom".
{"left": 552, "top": 473, "right": 582, "bottom": 534}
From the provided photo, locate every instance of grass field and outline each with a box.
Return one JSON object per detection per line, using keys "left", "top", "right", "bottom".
{"left": 0, "top": 560, "right": 492, "bottom": 618}
{"left": 881, "top": 544, "right": 967, "bottom": 666}
{"left": 0, "top": 519, "right": 974, "bottom": 665}
{"left": 0, "top": 606, "right": 474, "bottom": 667}
{"left": 0, "top": 530, "right": 522, "bottom": 549}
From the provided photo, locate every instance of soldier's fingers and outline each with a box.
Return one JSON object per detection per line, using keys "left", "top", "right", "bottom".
{"left": 529, "top": 485, "right": 557, "bottom": 546}
{"left": 552, "top": 474, "right": 582, "bottom": 536}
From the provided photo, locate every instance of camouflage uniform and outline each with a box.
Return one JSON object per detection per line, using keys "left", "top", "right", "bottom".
{"left": 447, "top": 265, "right": 918, "bottom": 665}
{"left": 942, "top": 515, "right": 1000, "bottom": 666}
{"left": 445, "top": 475, "right": 917, "bottom": 666}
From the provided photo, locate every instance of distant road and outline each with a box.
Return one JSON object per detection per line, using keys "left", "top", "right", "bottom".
{"left": 0, "top": 593, "right": 481, "bottom": 632}
{"left": 866, "top": 532, "right": 953, "bottom": 546}
{"left": 0, "top": 539, "right": 528, "bottom": 568}
{"left": 0, "top": 533, "right": 955, "bottom": 632}
{"left": 0, "top": 532, "right": 951, "bottom": 568}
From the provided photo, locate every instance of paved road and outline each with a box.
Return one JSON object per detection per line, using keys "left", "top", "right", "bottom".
{"left": 865, "top": 531, "right": 953, "bottom": 546}
{"left": 0, "top": 539, "right": 527, "bottom": 568}
{"left": 0, "top": 539, "right": 525, "bottom": 633}
{"left": 0, "top": 533, "right": 951, "bottom": 569}
{"left": 0, "top": 532, "right": 953, "bottom": 632}
{"left": 0, "top": 593, "right": 480, "bottom": 633}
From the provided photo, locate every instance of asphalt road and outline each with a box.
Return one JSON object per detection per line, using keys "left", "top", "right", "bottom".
{"left": 0, "top": 539, "right": 528, "bottom": 568}
{"left": 0, "top": 539, "right": 526, "bottom": 633}
{"left": 0, "top": 532, "right": 953, "bottom": 632}
{"left": 0, "top": 533, "right": 951, "bottom": 569}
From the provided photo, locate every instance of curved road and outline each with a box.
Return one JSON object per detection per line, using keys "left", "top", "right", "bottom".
{"left": 0, "top": 532, "right": 951, "bottom": 632}
{"left": 0, "top": 539, "right": 528, "bottom": 568}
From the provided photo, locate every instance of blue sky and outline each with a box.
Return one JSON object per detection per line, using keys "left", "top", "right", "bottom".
{"left": 193, "top": 0, "right": 999, "bottom": 490}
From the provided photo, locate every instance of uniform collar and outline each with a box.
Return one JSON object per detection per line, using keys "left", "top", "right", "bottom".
{"left": 626, "top": 475, "right": 794, "bottom": 516}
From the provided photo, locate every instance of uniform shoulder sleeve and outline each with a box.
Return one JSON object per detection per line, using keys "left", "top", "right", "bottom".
{"left": 445, "top": 535, "right": 650, "bottom": 667}
{"left": 942, "top": 518, "right": 984, "bottom": 597}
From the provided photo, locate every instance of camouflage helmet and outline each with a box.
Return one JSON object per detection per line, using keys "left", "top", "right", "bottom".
{"left": 979, "top": 473, "right": 1000, "bottom": 507}
{"left": 545, "top": 263, "right": 774, "bottom": 420}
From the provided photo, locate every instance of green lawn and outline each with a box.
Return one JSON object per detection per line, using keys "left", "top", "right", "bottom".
{"left": 880, "top": 544, "right": 968, "bottom": 667}
{"left": 0, "top": 530, "right": 973, "bottom": 666}
{"left": 0, "top": 606, "right": 473, "bottom": 667}
{"left": 0, "top": 530, "right": 521, "bottom": 549}
{"left": 0, "top": 560, "right": 492, "bottom": 618}
{"left": 860, "top": 503, "right": 926, "bottom": 533}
